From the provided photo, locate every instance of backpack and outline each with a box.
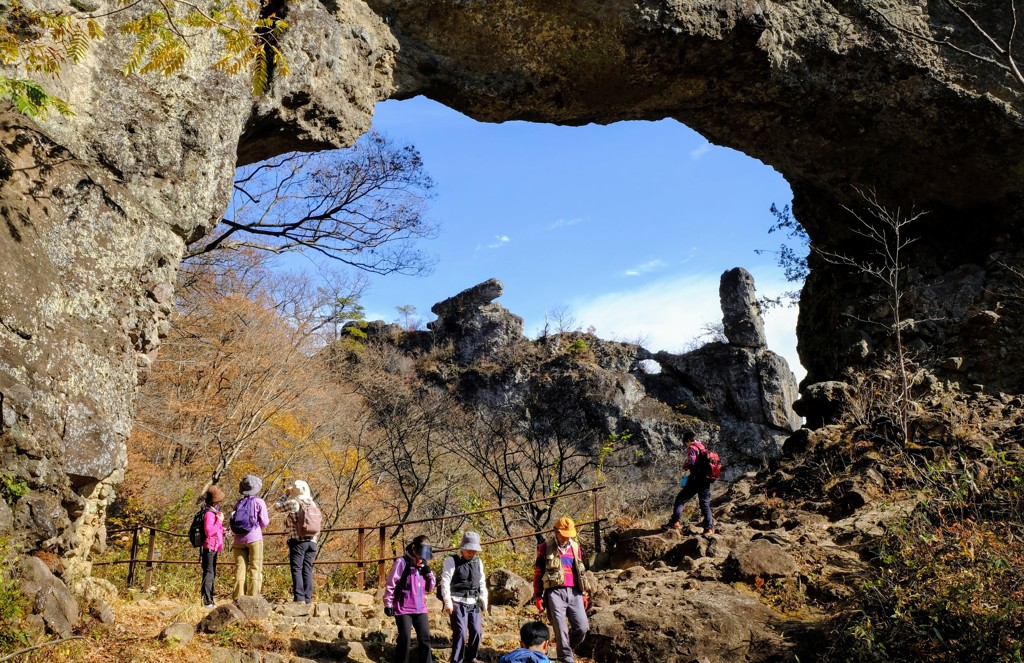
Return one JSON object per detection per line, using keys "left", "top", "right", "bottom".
{"left": 436, "top": 555, "right": 482, "bottom": 602}
{"left": 296, "top": 501, "right": 322, "bottom": 538}
{"left": 189, "top": 507, "right": 208, "bottom": 548}
{"left": 698, "top": 449, "right": 722, "bottom": 482}
{"left": 230, "top": 495, "right": 258, "bottom": 535}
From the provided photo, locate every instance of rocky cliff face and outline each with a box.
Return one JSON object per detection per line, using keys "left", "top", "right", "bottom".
{"left": 0, "top": 0, "right": 397, "bottom": 584}
{"left": 410, "top": 272, "right": 800, "bottom": 479}
{"left": 2, "top": 0, "right": 1023, "bottom": 613}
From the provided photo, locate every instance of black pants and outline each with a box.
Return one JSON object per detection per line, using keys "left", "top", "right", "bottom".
{"left": 394, "top": 612, "right": 433, "bottom": 663}
{"left": 200, "top": 548, "right": 218, "bottom": 605}
{"left": 288, "top": 539, "right": 317, "bottom": 603}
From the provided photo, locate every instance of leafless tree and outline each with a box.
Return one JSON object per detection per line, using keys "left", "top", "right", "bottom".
{"left": 186, "top": 132, "right": 438, "bottom": 275}
{"left": 872, "top": 0, "right": 1023, "bottom": 89}
{"left": 815, "top": 187, "right": 926, "bottom": 443}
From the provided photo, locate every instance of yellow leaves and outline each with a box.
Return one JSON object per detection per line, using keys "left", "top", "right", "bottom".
{"left": 4, "top": 0, "right": 291, "bottom": 119}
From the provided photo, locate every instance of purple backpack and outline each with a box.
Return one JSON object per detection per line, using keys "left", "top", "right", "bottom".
{"left": 230, "top": 496, "right": 258, "bottom": 535}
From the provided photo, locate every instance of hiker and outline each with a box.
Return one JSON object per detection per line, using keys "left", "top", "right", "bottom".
{"left": 664, "top": 429, "right": 715, "bottom": 536}
{"left": 499, "top": 621, "right": 551, "bottom": 663}
{"left": 274, "top": 479, "right": 321, "bottom": 604}
{"left": 439, "top": 531, "right": 489, "bottom": 663}
{"left": 383, "top": 534, "right": 437, "bottom": 663}
{"left": 230, "top": 474, "right": 270, "bottom": 599}
{"left": 532, "top": 517, "right": 590, "bottom": 663}
{"left": 199, "top": 485, "right": 226, "bottom": 608}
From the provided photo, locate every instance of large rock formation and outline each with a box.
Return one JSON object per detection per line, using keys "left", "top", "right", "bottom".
{"left": 3, "top": 0, "right": 1024, "bottom": 625}
{"left": 0, "top": 0, "right": 397, "bottom": 588}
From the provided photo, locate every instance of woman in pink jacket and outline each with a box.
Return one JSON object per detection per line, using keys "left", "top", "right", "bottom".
{"left": 200, "top": 485, "right": 226, "bottom": 608}
{"left": 383, "top": 534, "right": 436, "bottom": 663}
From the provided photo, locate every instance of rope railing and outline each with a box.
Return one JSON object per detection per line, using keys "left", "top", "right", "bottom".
{"left": 95, "top": 486, "right": 606, "bottom": 592}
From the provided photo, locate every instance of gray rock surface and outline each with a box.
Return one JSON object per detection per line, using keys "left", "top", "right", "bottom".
{"left": 725, "top": 540, "right": 801, "bottom": 581}
{"left": 720, "top": 268, "right": 767, "bottom": 348}
{"left": 160, "top": 621, "right": 195, "bottom": 644}
{"left": 19, "top": 556, "right": 80, "bottom": 638}
{"left": 198, "top": 603, "right": 247, "bottom": 633}
{"left": 427, "top": 279, "right": 525, "bottom": 363}
{"left": 235, "top": 595, "right": 272, "bottom": 621}
{"left": 486, "top": 567, "right": 532, "bottom": 607}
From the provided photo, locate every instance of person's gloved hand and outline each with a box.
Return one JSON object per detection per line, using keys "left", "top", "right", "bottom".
{"left": 583, "top": 595, "right": 590, "bottom": 610}
{"left": 418, "top": 564, "right": 432, "bottom": 577}
{"left": 384, "top": 606, "right": 394, "bottom": 617}
{"left": 534, "top": 596, "right": 544, "bottom": 613}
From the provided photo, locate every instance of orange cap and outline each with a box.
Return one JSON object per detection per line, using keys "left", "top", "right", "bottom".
{"left": 554, "top": 517, "right": 577, "bottom": 538}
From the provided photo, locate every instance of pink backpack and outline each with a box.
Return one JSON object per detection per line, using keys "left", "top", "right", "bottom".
{"left": 296, "top": 501, "right": 322, "bottom": 537}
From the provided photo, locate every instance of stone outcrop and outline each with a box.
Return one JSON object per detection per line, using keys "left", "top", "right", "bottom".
{"left": 721, "top": 267, "right": 767, "bottom": 348}
{"left": 427, "top": 278, "right": 525, "bottom": 364}
{"left": 1, "top": 0, "right": 397, "bottom": 589}
{"left": 655, "top": 269, "right": 802, "bottom": 474}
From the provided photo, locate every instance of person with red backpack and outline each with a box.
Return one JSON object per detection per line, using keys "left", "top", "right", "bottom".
{"left": 274, "top": 479, "right": 321, "bottom": 604}
{"left": 664, "top": 430, "right": 718, "bottom": 536}
{"left": 230, "top": 474, "right": 270, "bottom": 599}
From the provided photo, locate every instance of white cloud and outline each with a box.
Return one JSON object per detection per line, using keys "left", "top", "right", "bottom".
{"left": 623, "top": 259, "right": 668, "bottom": 277}
{"left": 689, "top": 143, "right": 712, "bottom": 160}
{"left": 478, "top": 235, "right": 510, "bottom": 250}
{"left": 543, "top": 271, "right": 804, "bottom": 381}
{"left": 549, "top": 217, "right": 584, "bottom": 230}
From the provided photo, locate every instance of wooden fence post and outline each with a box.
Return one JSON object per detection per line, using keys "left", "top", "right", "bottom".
{"left": 356, "top": 528, "right": 365, "bottom": 591}
{"left": 592, "top": 489, "right": 602, "bottom": 553}
{"left": 378, "top": 526, "right": 386, "bottom": 588}
{"left": 126, "top": 527, "right": 140, "bottom": 588}
{"left": 143, "top": 527, "right": 157, "bottom": 589}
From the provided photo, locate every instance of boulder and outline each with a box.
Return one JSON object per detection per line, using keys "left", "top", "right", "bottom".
{"left": 19, "top": 556, "right": 79, "bottom": 638}
{"left": 609, "top": 530, "right": 674, "bottom": 569}
{"left": 487, "top": 568, "right": 532, "bottom": 607}
{"left": 724, "top": 540, "right": 800, "bottom": 582}
{"left": 234, "top": 595, "right": 271, "bottom": 621}
{"left": 160, "top": 621, "right": 195, "bottom": 645}
{"left": 198, "top": 603, "right": 246, "bottom": 633}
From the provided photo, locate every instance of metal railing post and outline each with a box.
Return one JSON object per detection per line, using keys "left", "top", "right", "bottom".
{"left": 378, "top": 526, "right": 387, "bottom": 587}
{"left": 126, "top": 526, "right": 140, "bottom": 587}
{"left": 356, "top": 527, "right": 365, "bottom": 590}
{"left": 143, "top": 527, "right": 157, "bottom": 589}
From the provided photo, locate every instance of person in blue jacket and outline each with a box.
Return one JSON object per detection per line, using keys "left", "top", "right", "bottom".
{"left": 499, "top": 621, "right": 551, "bottom": 663}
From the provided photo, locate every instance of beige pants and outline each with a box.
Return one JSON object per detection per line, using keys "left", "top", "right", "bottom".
{"left": 232, "top": 540, "right": 264, "bottom": 599}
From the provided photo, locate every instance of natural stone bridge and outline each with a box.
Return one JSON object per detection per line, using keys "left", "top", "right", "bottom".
{"left": 1, "top": 0, "right": 1022, "bottom": 575}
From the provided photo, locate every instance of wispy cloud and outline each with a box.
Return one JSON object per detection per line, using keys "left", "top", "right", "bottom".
{"left": 549, "top": 217, "right": 584, "bottom": 230}
{"left": 531, "top": 271, "right": 804, "bottom": 380}
{"left": 689, "top": 142, "right": 712, "bottom": 161}
{"left": 477, "top": 235, "right": 511, "bottom": 250}
{"left": 623, "top": 259, "right": 668, "bottom": 277}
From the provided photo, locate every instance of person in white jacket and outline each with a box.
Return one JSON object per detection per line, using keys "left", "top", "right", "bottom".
{"left": 273, "top": 480, "right": 320, "bottom": 604}
{"left": 439, "top": 531, "right": 488, "bottom": 663}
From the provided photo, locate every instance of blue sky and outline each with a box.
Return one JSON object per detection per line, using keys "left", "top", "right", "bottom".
{"left": 294, "top": 96, "right": 803, "bottom": 376}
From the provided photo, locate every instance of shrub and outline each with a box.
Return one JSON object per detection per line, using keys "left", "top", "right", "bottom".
{"left": 825, "top": 421, "right": 1024, "bottom": 661}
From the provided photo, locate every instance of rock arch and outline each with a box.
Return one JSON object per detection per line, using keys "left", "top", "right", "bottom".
{"left": 1, "top": 0, "right": 1022, "bottom": 570}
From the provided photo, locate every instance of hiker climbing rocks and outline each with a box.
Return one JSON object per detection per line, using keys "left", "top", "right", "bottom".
{"left": 198, "top": 485, "right": 226, "bottom": 608}
{"left": 439, "top": 531, "right": 489, "bottom": 663}
{"left": 532, "top": 517, "right": 590, "bottom": 663}
{"left": 499, "top": 621, "right": 552, "bottom": 663}
{"left": 230, "top": 474, "right": 270, "bottom": 599}
{"left": 383, "top": 534, "right": 437, "bottom": 663}
{"left": 274, "top": 479, "right": 322, "bottom": 604}
{"left": 664, "top": 429, "right": 718, "bottom": 536}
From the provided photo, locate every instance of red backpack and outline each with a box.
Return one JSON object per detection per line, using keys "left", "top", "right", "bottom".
{"left": 698, "top": 449, "right": 723, "bottom": 482}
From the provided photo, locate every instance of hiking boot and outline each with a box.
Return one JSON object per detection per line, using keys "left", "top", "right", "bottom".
{"left": 662, "top": 521, "right": 681, "bottom": 531}
{"left": 703, "top": 528, "right": 715, "bottom": 537}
